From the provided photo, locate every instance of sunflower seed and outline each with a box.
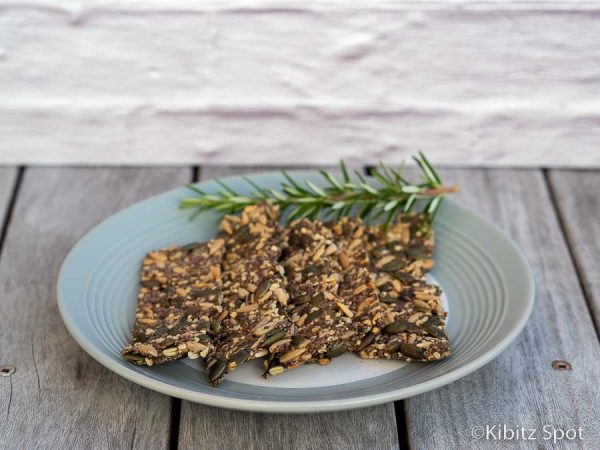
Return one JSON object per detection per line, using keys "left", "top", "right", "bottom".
{"left": 279, "top": 348, "right": 306, "bottom": 363}
{"left": 162, "top": 347, "right": 179, "bottom": 357}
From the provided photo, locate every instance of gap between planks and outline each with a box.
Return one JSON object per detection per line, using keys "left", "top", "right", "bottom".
{"left": 0, "top": 167, "right": 192, "bottom": 450}
{"left": 544, "top": 169, "right": 600, "bottom": 340}
{"left": 403, "top": 168, "right": 600, "bottom": 449}
{"left": 0, "top": 167, "right": 23, "bottom": 257}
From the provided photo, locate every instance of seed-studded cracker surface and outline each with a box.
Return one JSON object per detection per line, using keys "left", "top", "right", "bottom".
{"left": 122, "top": 239, "right": 226, "bottom": 366}
{"left": 266, "top": 219, "right": 354, "bottom": 376}
{"left": 358, "top": 214, "right": 451, "bottom": 362}
{"left": 206, "top": 204, "right": 292, "bottom": 385}
{"left": 330, "top": 217, "right": 383, "bottom": 352}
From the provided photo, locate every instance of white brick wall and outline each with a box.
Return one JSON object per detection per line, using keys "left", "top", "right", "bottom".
{"left": 1, "top": 1, "right": 599, "bottom": 166}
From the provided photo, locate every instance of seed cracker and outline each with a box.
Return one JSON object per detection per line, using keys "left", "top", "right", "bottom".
{"left": 122, "top": 239, "right": 225, "bottom": 366}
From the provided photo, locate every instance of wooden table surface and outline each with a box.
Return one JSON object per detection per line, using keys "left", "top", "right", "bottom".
{"left": 0, "top": 165, "right": 598, "bottom": 449}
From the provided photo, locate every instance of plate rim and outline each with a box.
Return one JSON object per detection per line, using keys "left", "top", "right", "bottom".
{"left": 57, "top": 170, "right": 535, "bottom": 413}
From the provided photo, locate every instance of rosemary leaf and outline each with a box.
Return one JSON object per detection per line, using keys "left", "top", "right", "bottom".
{"left": 181, "top": 153, "right": 457, "bottom": 226}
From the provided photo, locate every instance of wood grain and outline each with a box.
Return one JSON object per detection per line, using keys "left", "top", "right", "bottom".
{"left": 177, "top": 166, "right": 400, "bottom": 450}
{"left": 547, "top": 170, "right": 600, "bottom": 332}
{"left": 0, "top": 168, "right": 190, "bottom": 449}
{"left": 404, "top": 169, "right": 600, "bottom": 449}
{"left": 0, "top": 168, "right": 18, "bottom": 234}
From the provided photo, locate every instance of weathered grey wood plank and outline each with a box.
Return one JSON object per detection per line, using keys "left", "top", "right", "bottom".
{"left": 0, "top": 167, "right": 191, "bottom": 449}
{"left": 547, "top": 170, "right": 600, "bottom": 332}
{"left": 404, "top": 169, "right": 600, "bottom": 449}
{"left": 0, "top": 167, "right": 18, "bottom": 234}
{"left": 178, "top": 166, "right": 400, "bottom": 450}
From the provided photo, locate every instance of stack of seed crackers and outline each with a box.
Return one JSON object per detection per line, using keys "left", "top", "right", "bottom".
{"left": 123, "top": 204, "right": 450, "bottom": 385}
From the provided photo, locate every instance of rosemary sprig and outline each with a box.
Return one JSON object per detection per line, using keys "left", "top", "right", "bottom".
{"left": 180, "top": 152, "right": 459, "bottom": 225}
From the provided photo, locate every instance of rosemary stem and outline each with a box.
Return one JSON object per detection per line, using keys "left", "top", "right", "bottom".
{"left": 180, "top": 153, "right": 457, "bottom": 225}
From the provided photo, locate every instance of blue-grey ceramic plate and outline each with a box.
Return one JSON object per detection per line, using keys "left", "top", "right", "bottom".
{"left": 57, "top": 171, "right": 534, "bottom": 413}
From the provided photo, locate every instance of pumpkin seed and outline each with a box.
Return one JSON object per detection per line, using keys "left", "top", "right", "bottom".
{"left": 424, "top": 324, "right": 447, "bottom": 339}
{"left": 262, "top": 330, "right": 287, "bottom": 348}
{"left": 210, "top": 320, "right": 221, "bottom": 334}
{"left": 399, "top": 343, "right": 426, "bottom": 359}
{"left": 311, "top": 292, "right": 324, "bottom": 306}
{"left": 220, "top": 332, "right": 233, "bottom": 342}
{"left": 184, "top": 305, "right": 201, "bottom": 316}
{"left": 381, "top": 258, "right": 405, "bottom": 272}
{"left": 232, "top": 224, "right": 251, "bottom": 242}
{"left": 265, "top": 327, "right": 283, "bottom": 338}
{"left": 386, "top": 342, "right": 401, "bottom": 353}
{"left": 326, "top": 340, "right": 347, "bottom": 358}
{"left": 141, "top": 279, "right": 160, "bottom": 288}
{"left": 300, "top": 234, "right": 312, "bottom": 247}
{"left": 426, "top": 315, "right": 441, "bottom": 326}
{"left": 342, "top": 222, "right": 352, "bottom": 236}
{"left": 208, "top": 358, "right": 227, "bottom": 383}
{"left": 134, "top": 332, "right": 148, "bottom": 343}
{"left": 167, "top": 327, "right": 180, "bottom": 336}
{"left": 384, "top": 320, "right": 411, "bottom": 334}
{"left": 288, "top": 234, "right": 301, "bottom": 246}
{"left": 304, "top": 265, "right": 317, "bottom": 276}
{"left": 393, "top": 272, "right": 414, "bottom": 284}
{"left": 355, "top": 332, "right": 375, "bottom": 351}
{"left": 407, "top": 244, "right": 427, "bottom": 260}
{"left": 123, "top": 354, "right": 145, "bottom": 363}
{"left": 230, "top": 348, "right": 251, "bottom": 365}
{"left": 379, "top": 294, "right": 398, "bottom": 304}
{"left": 306, "top": 310, "right": 321, "bottom": 324}
{"left": 197, "top": 334, "right": 211, "bottom": 343}
{"left": 154, "top": 326, "right": 168, "bottom": 336}
{"left": 291, "top": 335, "right": 306, "bottom": 346}
{"left": 255, "top": 280, "right": 271, "bottom": 299}
{"left": 292, "top": 294, "right": 311, "bottom": 305}
{"left": 190, "top": 287, "right": 219, "bottom": 299}
{"left": 378, "top": 282, "right": 393, "bottom": 292}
